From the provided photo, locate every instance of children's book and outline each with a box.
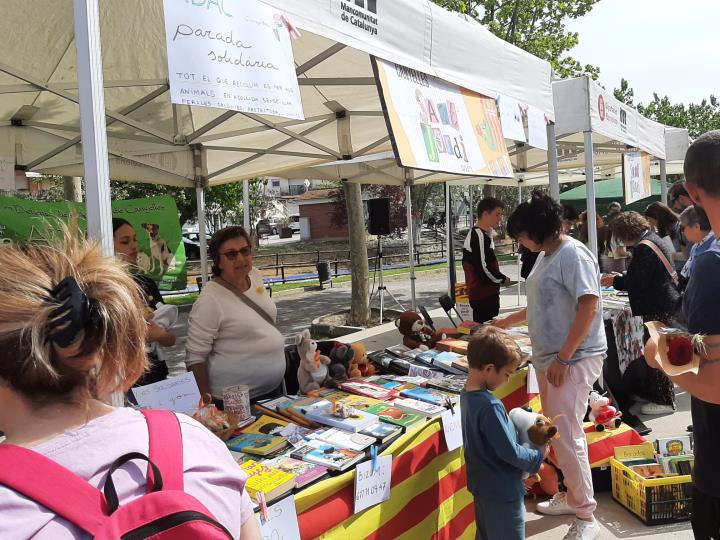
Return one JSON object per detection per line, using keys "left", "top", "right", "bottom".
{"left": 308, "top": 428, "right": 377, "bottom": 452}
{"left": 629, "top": 463, "right": 669, "bottom": 479}
{"left": 303, "top": 403, "right": 379, "bottom": 433}
{"left": 263, "top": 456, "right": 328, "bottom": 489}
{"left": 276, "top": 397, "right": 328, "bottom": 427}
{"left": 291, "top": 440, "right": 365, "bottom": 471}
{"left": 415, "top": 349, "right": 440, "bottom": 367}
{"left": 435, "top": 339, "right": 468, "bottom": 354}
{"left": 340, "top": 381, "right": 396, "bottom": 400}
{"left": 226, "top": 432, "right": 288, "bottom": 456}
{"left": 399, "top": 386, "right": 449, "bottom": 406}
{"left": 360, "top": 422, "right": 403, "bottom": 444}
{"left": 457, "top": 321, "right": 481, "bottom": 335}
{"left": 364, "top": 403, "right": 425, "bottom": 428}
{"left": 655, "top": 436, "right": 692, "bottom": 457}
{"left": 391, "top": 397, "right": 446, "bottom": 417}
{"left": 451, "top": 357, "right": 469, "bottom": 373}
{"left": 426, "top": 376, "right": 466, "bottom": 395}
{"left": 368, "top": 350, "right": 398, "bottom": 370}
{"left": 241, "top": 415, "right": 289, "bottom": 436}
{"left": 239, "top": 459, "right": 296, "bottom": 502}
{"left": 385, "top": 344, "right": 412, "bottom": 357}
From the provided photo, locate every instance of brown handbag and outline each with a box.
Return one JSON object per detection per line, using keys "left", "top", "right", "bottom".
{"left": 638, "top": 239, "right": 679, "bottom": 287}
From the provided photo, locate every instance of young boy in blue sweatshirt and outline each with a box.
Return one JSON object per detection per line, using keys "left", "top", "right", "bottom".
{"left": 461, "top": 326, "right": 546, "bottom": 540}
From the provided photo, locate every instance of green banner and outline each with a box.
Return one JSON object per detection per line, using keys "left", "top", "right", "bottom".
{"left": 0, "top": 195, "right": 187, "bottom": 291}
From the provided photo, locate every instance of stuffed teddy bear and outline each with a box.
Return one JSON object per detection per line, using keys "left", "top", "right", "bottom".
{"left": 328, "top": 343, "right": 356, "bottom": 383}
{"left": 508, "top": 407, "right": 559, "bottom": 483}
{"left": 296, "top": 329, "right": 331, "bottom": 393}
{"left": 588, "top": 391, "right": 622, "bottom": 431}
{"left": 395, "top": 311, "right": 438, "bottom": 350}
{"left": 349, "top": 342, "right": 376, "bottom": 377}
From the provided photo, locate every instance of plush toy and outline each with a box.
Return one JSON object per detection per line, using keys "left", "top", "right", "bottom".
{"left": 328, "top": 343, "right": 356, "bottom": 383}
{"left": 508, "top": 407, "right": 559, "bottom": 482}
{"left": 350, "top": 342, "right": 376, "bottom": 377}
{"left": 296, "top": 330, "right": 331, "bottom": 393}
{"left": 395, "top": 311, "right": 438, "bottom": 350}
{"left": 588, "top": 391, "right": 622, "bottom": 431}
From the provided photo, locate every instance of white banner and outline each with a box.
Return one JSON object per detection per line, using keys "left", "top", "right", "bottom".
{"left": 623, "top": 151, "right": 652, "bottom": 205}
{"left": 0, "top": 156, "right": 14, "bottom": 191}
{"left": 162, "top": 0, "right": 304, "bottom": 120}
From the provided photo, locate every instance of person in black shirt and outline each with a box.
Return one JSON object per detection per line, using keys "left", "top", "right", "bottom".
{"left": 645, "top": 131, "right": 720, "bottom": 539}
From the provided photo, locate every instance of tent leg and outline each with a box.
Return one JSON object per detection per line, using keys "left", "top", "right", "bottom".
{"left": 197, "top": 186, "right": 209, "bottom": 286}
{"left": 243, "top": 179, "right": 251, "bottom": 231}
{"left": 445, "top": 182, "right": 456, "bottom": 298}
{"left": 584, "top": 131, "right": 598, "bottom": 259}
{"left": 405, "top": 179, "right": 417, "bottom": 311}
{"left": 547, "top": 122, "right": 560, "bottom": 201}
{"left": 517, "top": 184, "right": 522, "bottom": 307}
{"left": 660, "top": 159, "right": 668, "bottom": 205}
{"left": 74, "top": 0, "right": 113, "bottom": 256}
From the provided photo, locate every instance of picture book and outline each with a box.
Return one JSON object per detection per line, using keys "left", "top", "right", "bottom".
{"left": 340, "top": 381, "right": 396, "bottom": 400}
{"left": 391, "top": 397, "right": 446, "bottom": 417}
{"left": 241, "top": 415, "right": 289, "bottom": 436}
{"left": 658, "top": 454, "right": 695, "bottom": 475}
{"left": 263, "top": 456, "right": 328, "bottom": 489}
{"left": 655, "top": 436, "right": 692, "bottom": 457}
{"left": 226, "top": 432, "right": 288, "bottom": 456}
{"left": 291, "top": 440, "right": 365, "bottom": 471}
{"left": 239, "top": 459, "right": 296, "bottom": 502}
{"left": 451, "top": 357, "right": 469, "bottom": 373}
{"left": 415, "top": 349, "right": 440, "bottom": 367}
{"left": 276, "top": 396, "right": 327, "bottom": 427}
{"left": 360, "top": 422, "right": 403, "bottom": 444}
{"left": 426, "top": 376, "right": 466, "bottom": 395}
{"left": 364, "top": 403, "right": 425, "bottom": 428}
{"left": 457, "top": 320, "right": 481, "bottom": 335}
{"left": 368, "top": 350, "right": 398, "bottom": 370}
{"left": 304, "top": 404, "right": 379, "bottom": 433}
{"left": 385, "top": 344, "right": 412, "bottom": 357}
{"left": 309, "top": 427, "right": 377, "bottom": 452}
{"left": 629, "top": 463, "right": 670, "bottom": 479}
{"left": 399, "top": 386, "right": 449, "bottom": 406}
{"left": 435, "top": 339, "right": 468, "bottom": 354}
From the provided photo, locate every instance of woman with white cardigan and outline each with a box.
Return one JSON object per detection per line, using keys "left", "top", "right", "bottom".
{"left": 185, "top": 226, "right": 285, "bottom": 404}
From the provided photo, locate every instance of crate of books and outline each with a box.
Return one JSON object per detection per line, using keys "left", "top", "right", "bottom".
{"left": 610, "top": 439, "right": 693, "bottom": 525}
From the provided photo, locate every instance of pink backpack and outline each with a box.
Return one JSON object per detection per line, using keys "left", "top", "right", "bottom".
{"left": 0, "top": 409, "right": 234, "bottom": 539}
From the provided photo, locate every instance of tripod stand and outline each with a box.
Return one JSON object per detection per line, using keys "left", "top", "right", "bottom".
{"left": 369, "top": 235, "right": 405, "bottom": 322}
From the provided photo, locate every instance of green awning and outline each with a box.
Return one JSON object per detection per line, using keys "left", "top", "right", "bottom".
{"left": 560, "top": 178, "right": 661, "bottom": 214}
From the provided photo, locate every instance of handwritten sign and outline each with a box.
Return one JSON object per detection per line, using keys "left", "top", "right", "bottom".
{"left": 132, "top": 372, "right": 201, "bottom": 415}
{"left": 441, "top": 407, "right": 463, "bottom": 452}
{"left": 0, "top": 156, "right": 14, "bottom": 191}
{"left": 354, "top": 455, "right": 392, "bottom": 513}
{"left": 526, "top": 364, "right": 539, "bottom": 394}
{"left": 257, "top": 495, "right": 301, "bottom": 540}
{"left": 408, "top": 365, "right": 443, "bottom": 380}
{"left": 162, "top": 0, "right": 304, "bottom": 119}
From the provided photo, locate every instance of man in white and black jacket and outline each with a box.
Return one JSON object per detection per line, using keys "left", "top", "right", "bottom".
{"left": 462, "top": 197, "right": 510, "bottom": 323}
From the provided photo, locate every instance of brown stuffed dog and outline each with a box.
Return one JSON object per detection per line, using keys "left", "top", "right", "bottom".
{"left": 395, "top": 311, "right": 438, "bottom": 350}
{"left": 508, "top": 408, "right": 560, "bottom": 485}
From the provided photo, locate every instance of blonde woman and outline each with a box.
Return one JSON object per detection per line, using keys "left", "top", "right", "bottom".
{"left": 0, "top": 229, "right": 260, "bottom": 539}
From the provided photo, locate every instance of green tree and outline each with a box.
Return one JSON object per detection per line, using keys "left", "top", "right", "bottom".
{"left": 433, "top": 0, "right": 600, "bottom": 79}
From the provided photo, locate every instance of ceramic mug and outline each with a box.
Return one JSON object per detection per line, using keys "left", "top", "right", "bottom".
{"left": 222, "top": 384, "right": 251, "bottom": 420}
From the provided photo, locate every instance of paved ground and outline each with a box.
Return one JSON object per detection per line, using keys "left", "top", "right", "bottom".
{"left": 163, "top": 263, "right": 694, "bottom": 538}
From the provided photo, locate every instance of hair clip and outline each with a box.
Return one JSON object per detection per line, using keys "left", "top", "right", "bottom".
{"left": 46, "top": 276, "right": 100, "bottom": 347}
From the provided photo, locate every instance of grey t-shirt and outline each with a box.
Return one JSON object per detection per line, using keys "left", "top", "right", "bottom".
{"left": 526, "top": 237, "right": 607, "bottom": 370}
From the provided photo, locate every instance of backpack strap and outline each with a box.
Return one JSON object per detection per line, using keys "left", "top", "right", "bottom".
{"left": 638, "top": 239, "right": 680, "bottom": 286}
{"left": 141, "top": 409, "right": 184, "bottom": 491}
{"left": 0, "top": 445, "right": 106, "bottom": 535}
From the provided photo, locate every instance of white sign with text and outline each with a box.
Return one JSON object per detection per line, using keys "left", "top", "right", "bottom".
{"left": 132, "top": 372, "right": 201, "bottom": 415}
{"left": 258, "top": 495, "right": 301, "bottom": 540}
{"left": 163, "top": 0, "right": 304, "bottom": 119}
{"left": 441, "top": 407, "right": 463, "bottom": 452}
{"left": 354, "top": 455, "right": 392, "bottom": 513}
{"left": 408, "top": 365, "right": 444, "bottom": 380}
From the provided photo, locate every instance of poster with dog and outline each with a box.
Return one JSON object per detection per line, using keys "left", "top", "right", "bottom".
{"left": 0, "top": 195, "right": 186, "bottom": 291}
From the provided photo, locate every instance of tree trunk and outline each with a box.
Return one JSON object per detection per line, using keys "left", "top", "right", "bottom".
{"left": 344, "top": 182, "right": 371, "bottom": 326}
{"left": 63, "top": 176, "right": 82, "bottom": 202}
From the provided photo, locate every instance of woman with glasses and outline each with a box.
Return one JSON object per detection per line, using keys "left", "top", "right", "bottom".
{"left": 185, "top": 226, "right": 285, "bottom": 405}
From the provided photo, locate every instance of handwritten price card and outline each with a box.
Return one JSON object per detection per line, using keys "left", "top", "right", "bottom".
{"left": 132, "top": 372, "right": 201, "bottom": 415}
{"left": 408, "top": 365, "right": 443, "bottom": 380}
{"left": 441, "top": 407, "right": 463, "bottom": 452}
{"left": 258, "top": 496, "right": 301, "bottom": 540}
{"left": 354, "top": 455, "right": 392, "bottom": 513}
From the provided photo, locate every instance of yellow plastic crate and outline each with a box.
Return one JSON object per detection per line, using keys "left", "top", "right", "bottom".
{"left": 610, "top": 458, "right": 692, "bottom": 525}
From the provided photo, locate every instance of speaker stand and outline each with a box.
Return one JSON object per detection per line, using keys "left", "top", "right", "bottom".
{"left": 369, "top": 235, "right": 405, "bottom": 322}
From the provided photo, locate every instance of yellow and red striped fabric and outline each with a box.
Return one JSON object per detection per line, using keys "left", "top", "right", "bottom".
{"left": 295, "top": 368, "right": 537, "bottom": 539}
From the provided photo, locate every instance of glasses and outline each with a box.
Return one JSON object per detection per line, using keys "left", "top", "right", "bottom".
{"left": 221, "top": 247, "right": 252, "bottom": 260}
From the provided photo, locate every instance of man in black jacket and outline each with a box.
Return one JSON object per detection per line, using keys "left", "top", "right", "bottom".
{"left": 462, "top": 197, "right": 510, "bottom": 323}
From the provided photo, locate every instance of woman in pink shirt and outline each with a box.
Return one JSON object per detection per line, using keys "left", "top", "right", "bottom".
{"left": 0, "top": 228, "right": 260, "bottom": 539}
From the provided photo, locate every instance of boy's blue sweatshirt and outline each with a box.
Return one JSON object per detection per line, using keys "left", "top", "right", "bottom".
{"left": 460, "top": 388, "right": 544, "bottom": 502}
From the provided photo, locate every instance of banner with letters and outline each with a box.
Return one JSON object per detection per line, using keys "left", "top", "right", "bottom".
{"left": 162, "top": 0, "right": 304, "bottom": 119}
{"left": 622, "top": 150, "right": 652, "bottom": 205}
{"left": 0, "top": 195, "right": 186, "bottom": 291}
{"left": 373, "top": 57, "right": 513, "bottom": 178}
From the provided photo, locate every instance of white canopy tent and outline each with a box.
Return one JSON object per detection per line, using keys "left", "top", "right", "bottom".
{"left": 0, "top": 0, "right": 556, "bottom": 304}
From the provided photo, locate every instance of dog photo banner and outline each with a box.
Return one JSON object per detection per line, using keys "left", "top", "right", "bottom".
{"left": 373, "top": 57, "right": 513, "bottom": 178}
{"left": 0, "top": 195, "right": 186, "bottom": 291}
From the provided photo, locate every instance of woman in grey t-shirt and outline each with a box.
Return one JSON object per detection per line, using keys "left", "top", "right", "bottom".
{"left": 494, "top": 192, "right": 607, "bottom": 540}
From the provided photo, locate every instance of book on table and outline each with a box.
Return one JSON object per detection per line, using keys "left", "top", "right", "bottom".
{"left": 263, "top": 456, "right": 328, "bottom": 489}
{"left": 225, "top": 432, "right": 288, "bottom": 456}
{"left": 290, "top": 440, "right": 365, "bottom": 471}
{"left": 426, "top": 376, "right": 466, "bottom": 395}
{"left": 399, "top": 386, "right": 451, "bottom": 406}
{"left": 340, "top": 381, "right": 397, "bottom": 400}
{"left": 364, "top": 402, "right": 425, "bottom": 428}
{"left": 307, "top": 427, "right": 377, "bottom": 452}
{"left": 391, "top": 397, "right": 446, "bottom": 417}
{"left": 360, "top": 422, "right": 403, "bottom": 444}
{"left": 385, "top": 344, "right": 412, "bottom": 357}
{"left": 303, "top": 403, "right": 379, "bottom": 433}
{"left": 308, "top": 388, "right": 383, "bottom": 410}
{"left": 239, "top": 459, "right": 296, "bottom": 503}
{"left": 241, "top": 415, "right": 289, "bottom": 436}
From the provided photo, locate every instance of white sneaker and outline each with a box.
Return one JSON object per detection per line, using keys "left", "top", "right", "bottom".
{"left": 563, "top": 518, "right": 600, "bottom": 540}
{"left": 639, "top": 402, "right": 675, "bottom": 415}
{"left": 536, "top": 492, "right": 575, "bottom": 516}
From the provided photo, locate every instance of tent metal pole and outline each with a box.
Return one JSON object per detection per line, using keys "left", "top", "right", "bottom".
{"left": 584, "top": 131, "right": 598, "bottom": 258}
{"left": 445, "top": 182, "right": 456, "bottom": 298}
{"left": 73, "top": 0, "right": 113, "bottom": 256}
{"left": 660, "top": 159, "right": 668, "bottom": 205}
{"left": 404, "top": 173, "right": 417, "bottom": 311}
{"left": 243, "top": 179, "right": 251, "bottom": 232}
{"left": 547, "top": 122, "right": 560, "bottom": 200}
{"left": 468, "top": 185, "right": 474, "bottom": 228}
{"left": 196, "top": 186, "right": 209, "bottom": 286}
{"left": 517, "top": 184, "right": 522, "bottom": 306}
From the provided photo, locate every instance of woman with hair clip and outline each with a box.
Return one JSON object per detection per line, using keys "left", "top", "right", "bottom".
{"left": 494, "top": 191, "right": 607, "bottom": 540}
{"left": 0, "top": 228, "right": 260, "bottom": 539}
